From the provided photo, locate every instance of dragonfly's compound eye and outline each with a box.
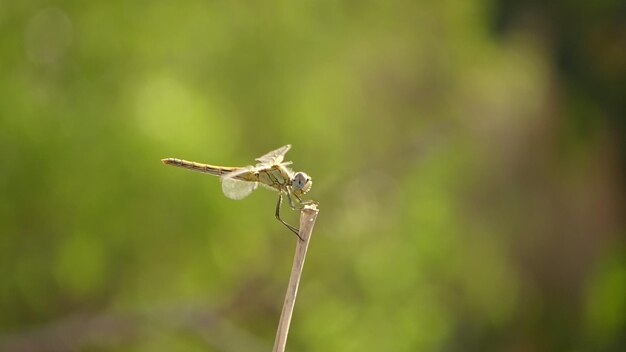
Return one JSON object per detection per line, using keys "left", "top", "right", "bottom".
{"left": 293, "top": 172, "right": 312, "bottom": 194}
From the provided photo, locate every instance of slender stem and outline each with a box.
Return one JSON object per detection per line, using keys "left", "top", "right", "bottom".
{"left": 272, "top": 204, "right": 319, "bottom": 352}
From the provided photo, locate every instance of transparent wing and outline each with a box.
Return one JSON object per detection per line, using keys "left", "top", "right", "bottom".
{"left": 221, "top": 178, "right": 257, "bottom": 200}
{"left": 221, "top": 166, "right": 255, "bottom": 180}
{"left": 220, "top": 166, "right": 257, "bottom": 200}
{"left": 255, "top": 144, "right": 291, "bottom": 164}
{"left": 282, "top": 164, "right": 295, "bottom": 178}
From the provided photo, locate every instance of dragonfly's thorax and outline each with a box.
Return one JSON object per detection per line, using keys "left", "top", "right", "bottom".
{"left": 255, "top": 165, "right": 292, "bottom": 191}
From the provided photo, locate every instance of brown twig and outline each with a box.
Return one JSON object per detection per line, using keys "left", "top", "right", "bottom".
{"left": 272, "top": 204, "right": 319, "bottom": 352}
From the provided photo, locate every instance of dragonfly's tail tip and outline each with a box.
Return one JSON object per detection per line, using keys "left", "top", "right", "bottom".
{"left": 161, "top": 158, "right": 172, "bottom": 164}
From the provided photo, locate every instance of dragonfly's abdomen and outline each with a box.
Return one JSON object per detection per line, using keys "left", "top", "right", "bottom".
{"left": 161, "top": 158, "right": 238, "bottom": 176}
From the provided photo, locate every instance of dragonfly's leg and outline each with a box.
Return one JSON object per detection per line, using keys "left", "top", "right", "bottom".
{"left": 286, "top": 188, "right": 302, "bottom": 210}
{"left": 275, "top": 193, "right": 303, "bottom": 241}
{"left": 293, "top": 192, "right": 319, "bottom": 207}
{"left": 286, "top": 187, "right": 318, "bottom": 209}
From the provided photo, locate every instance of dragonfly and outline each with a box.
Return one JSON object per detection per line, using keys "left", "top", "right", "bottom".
{"left": 162, "top": 145, "right": 316, "bottom": 240}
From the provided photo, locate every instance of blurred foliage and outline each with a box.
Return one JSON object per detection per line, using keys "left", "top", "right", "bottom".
{"left": 1, "top": 0, "right": 624, "bottom": 351}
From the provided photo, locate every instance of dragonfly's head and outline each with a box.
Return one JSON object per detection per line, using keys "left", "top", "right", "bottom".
{"left": 292, "top": 172, "right": 312, "bottom": 195}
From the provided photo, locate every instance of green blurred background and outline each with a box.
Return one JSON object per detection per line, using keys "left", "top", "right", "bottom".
{"left": 1, "top": 1, "right": 624, "bottom": 351}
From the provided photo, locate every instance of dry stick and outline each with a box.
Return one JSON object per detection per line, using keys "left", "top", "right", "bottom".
{"left": 273, "top": 204, "right": 319, "bottom": 352}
